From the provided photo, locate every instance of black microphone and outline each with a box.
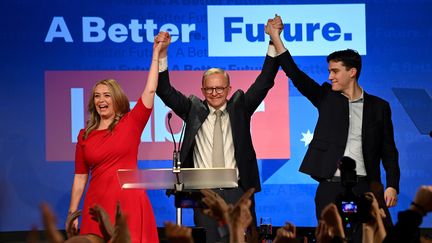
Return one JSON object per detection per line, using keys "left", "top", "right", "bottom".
{"left": 167, "top": 112, "right": 179, "bottom": 170}
{"left": 167, "top": 112, "right": 186, "bottom": 156}
{"left": 167, "top": 112, "right": 177, "bottom": 152}
{"left": 177, "top": 120, "right": 186, "bottom": 154}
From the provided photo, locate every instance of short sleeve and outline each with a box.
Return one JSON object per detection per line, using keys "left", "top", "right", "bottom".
{"left": 74, "top": 129, "right": 89, "bottom": 174}
{"left": 125, "top": 97, "right": 153, "bottom": 133}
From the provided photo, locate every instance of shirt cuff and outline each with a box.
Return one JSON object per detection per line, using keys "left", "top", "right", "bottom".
{"left": 159, "top": 56, "right": 168, "bottom": 72}
{"left": 267, "top": 44, "right": 277, "bottom": 57}
{"left": 267, "top": 44, "right": 287, "bottom": 57}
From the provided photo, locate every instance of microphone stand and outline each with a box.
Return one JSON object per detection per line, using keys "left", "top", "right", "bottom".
{"left": 167, "top": 112, "right": 186, "bottom": 225}
{"left": 168, "top": 112, "right": 183, "bottom": 191}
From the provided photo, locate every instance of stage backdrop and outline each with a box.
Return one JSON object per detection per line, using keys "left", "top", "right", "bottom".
{"left": 1, "top": 0, "right": 431, "bottom": 231}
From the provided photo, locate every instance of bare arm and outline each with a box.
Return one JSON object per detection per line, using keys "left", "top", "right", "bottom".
{"left": 362, "top": 192, "right": 387, "bottom": 243}
{"left": 141, "top": 32, "right": 171, "bottom": 108}
{"left": 67, "top": 173, "right": 88, "bottom": 234}
{"left": 265, "top": 15, "right": 286, "bottom": 54}
{"left": 68, "top": 174, "right": 88, "bottom": 212}
{"left": 155, "top": 32, "right": 192, "bottom": 119}
{"left": 269, "top": 15, "right": 327, "bottom": 108}
{"left": 41, "top": 203, "right": 64, "bottom": 243}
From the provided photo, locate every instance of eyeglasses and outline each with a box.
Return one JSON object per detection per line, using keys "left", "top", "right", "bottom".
{"left": 201, "top": 86, "right": 229, "bottom": 94}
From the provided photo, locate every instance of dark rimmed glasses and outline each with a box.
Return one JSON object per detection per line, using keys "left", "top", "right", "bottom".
{"left": 201, "top": 86, "right": 229, "bottom": 94}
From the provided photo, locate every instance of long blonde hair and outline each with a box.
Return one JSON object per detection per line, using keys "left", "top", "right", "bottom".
{"left": 83, "top": 79, "right": 130, "bottom": 139}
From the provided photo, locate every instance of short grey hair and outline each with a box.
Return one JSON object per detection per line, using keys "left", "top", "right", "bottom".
{"left": 201, "top": 68, "right": 230, "bottom": 86}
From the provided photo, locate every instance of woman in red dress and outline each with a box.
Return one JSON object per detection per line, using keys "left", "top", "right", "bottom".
{"left": 67, "top": 32, "right": 171, "bottom": 243}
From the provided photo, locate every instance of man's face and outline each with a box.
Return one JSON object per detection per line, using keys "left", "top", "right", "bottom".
{"left": 201, "top": 73, "right": 231, "bottom": 110}
{"left": 328, "top": 60, "right": 357, "bottom": 93}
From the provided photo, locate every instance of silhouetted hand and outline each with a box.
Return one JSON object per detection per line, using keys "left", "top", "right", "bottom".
{"left": 320, "top": 203, "right": 345, "bottom": 240}
{"left": 201, "top": 188, "right": 255, "bottom": 243}
{"left": 410, "top": 185, "right": 432, "bottom": 215}
{"left": 110, "top": 202, "right": 131, "bottom": 243}
{"left": 230, "top": 188, "right": 254, "bottom": 228}
{"left": 315, "top": 220, "right": 333, "bottom": 243}
{"left": 40, "top": 202, "right": 64, "bottom": 243}
{"left": 89, "top": 204, "right": 113, "bottom": 242}
{"left": 273, "top": 222, "right": 297, "bottom": 243}
{"left": 164, "top": 221, "right": 194, "bottom": 243}
{"left": 27, "top": 225, "right": 39, "bottom": 243}
{"left": 228, "top": 188, "right": 254, "bottom": 243}
{"left": 363, "top": 192, "right": 387, "bottom": 243}
{"left": 201, "top": 189, "right": 230, "bottom": 224}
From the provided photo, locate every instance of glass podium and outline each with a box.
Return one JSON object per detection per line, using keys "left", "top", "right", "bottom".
{"left": 117, "top": 168, "right": 238, "bottom": 225}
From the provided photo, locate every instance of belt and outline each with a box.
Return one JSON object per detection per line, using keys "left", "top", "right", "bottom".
{"left": 324, "top": 176, "right": 367, "bottom": 183}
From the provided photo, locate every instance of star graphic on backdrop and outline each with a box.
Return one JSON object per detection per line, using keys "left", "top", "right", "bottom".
{"left": 300, "top": 129, "right": 313, "bottom": 146}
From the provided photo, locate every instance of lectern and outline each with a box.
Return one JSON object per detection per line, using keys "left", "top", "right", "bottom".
{"left": 117, "top": 168, "right": 238, "bottom": 225}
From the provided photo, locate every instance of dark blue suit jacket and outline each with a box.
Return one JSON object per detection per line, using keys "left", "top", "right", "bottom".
{"left": 156, "top": 55, "right": 279, "bottom": 192}
{"left": 278, "top": 50, "right": 400, "bottom": 192}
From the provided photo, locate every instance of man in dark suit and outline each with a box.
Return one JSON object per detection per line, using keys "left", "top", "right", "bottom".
{"left": 155, "top": 17, "right": 286, "bottom": 242}
{"left": 270, "top": 19, "right": 400, "bottom": 221}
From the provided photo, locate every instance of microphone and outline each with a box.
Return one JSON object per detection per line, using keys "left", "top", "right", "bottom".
{"left": 168, "top": 112, "right": 186, "bottom": 153}
{"left": 167, "top": 112, "right": 177, "bottom": 152}
{"left": 167, "top": 112, "right": 179, "bottom": 170}
{"left": 167, "top": 112, "right": 183, "bottom": 172}
{"left": 167, "top": 112, "right": 186, "bottom": 192}
{"left": 177, "top": 119, "right": 186, "bottom": 155}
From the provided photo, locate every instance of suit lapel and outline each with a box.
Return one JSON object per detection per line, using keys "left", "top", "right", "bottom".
{"left": 226, "top": 97, "right": 237, "bottom": 148}
{"left": 198, "top": 101, "right": 209, "bottom": 124}
{"left": 185, "top": 99, "right": 208, "bottom": 151}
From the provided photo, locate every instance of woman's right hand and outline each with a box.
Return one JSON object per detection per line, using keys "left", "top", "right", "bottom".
{"left": 153, "top": 31, "right": 171, "bottom": 58}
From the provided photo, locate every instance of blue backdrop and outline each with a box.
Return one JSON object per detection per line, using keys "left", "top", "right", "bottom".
{"left": 1, "top": 0, "right": 431, "bottom": 231}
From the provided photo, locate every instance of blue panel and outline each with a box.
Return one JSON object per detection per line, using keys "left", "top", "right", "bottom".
{"left": 393, "top": 88, "right": 432, "bottom": 135}
{"left": 1, "top": 0, "right": 431, "bottom": 231}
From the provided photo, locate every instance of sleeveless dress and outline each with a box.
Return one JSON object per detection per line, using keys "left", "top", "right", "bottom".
{"left": 75, "top": 98, "right": 159, "bottom": 243}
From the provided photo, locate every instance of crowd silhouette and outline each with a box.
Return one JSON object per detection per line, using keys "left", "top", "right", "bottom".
{"left": 32, "top": 185, "right": 431, "bottom": 243}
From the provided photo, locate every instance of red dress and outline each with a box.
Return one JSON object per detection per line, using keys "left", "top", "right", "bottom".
{"left": 75, "top": 98, "right": 159, "bottom": 243}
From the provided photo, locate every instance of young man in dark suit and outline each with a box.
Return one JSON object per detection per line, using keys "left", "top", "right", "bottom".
{"left": 155, "top": 17, "right": 286, "bottom": 243}
{"left": 269, "top": 18, "right": 400, "bottom": 221}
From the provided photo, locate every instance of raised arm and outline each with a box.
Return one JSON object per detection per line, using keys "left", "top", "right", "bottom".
{"left": 141, "top": 31, "right": 171, "bottom": 108}
{"left": 272, "top": 16, "right": 325, "bottom": 107}
{"left": 265, "top": 14, "right": 287, "bottom": 55}
{"left": 242, "top": 16, "right": 285, "bottom": 114}
{"left": 155, "top": 31, "right": 192, "bottom": 118}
